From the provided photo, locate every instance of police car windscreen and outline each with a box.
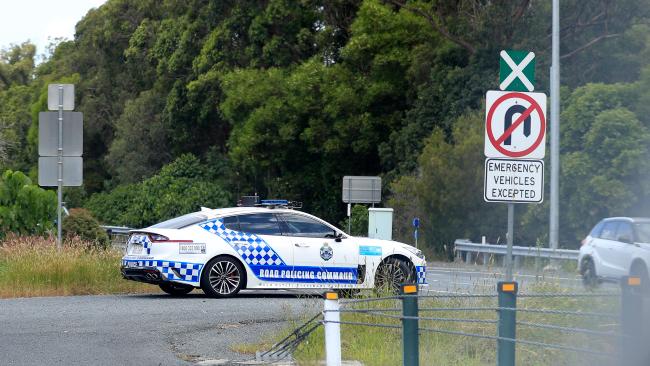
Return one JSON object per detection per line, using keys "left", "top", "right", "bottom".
{"left": 149, "top": 212, "right": 208, "bottom": 229}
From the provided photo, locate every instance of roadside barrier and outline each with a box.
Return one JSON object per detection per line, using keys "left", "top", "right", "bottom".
{"left": 318, "top": 276, "right": 647, "bottom": 366}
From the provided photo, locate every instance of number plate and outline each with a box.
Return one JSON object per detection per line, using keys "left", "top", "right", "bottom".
{"left": 179, "top": 243, "right": 206, "bottom": 254}
{"left": 128, "top": 243, "right": 143, "bottom": 255}
{"left": 126, "top": 261, "right": 139, "bottom": 268}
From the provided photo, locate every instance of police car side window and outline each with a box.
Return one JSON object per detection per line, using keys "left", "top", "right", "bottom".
{"left": 279, "top": 213, "right": 335, "bottom": 238}
{"left": 238, "top": 213, "right": 283, "bottom": 236}
{"left": 222, "top": 216, "right": 240, "bottom": 231}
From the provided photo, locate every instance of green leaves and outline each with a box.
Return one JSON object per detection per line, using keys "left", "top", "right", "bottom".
{"left": 85, "top": 154, "right": 231, "bottom": 228}
{"left": 0, "top": 170, "right": 56, "bottom": 236}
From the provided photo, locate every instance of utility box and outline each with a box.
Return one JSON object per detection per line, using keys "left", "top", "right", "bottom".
{"left": 368, "top": 208, "right": 393, "bottom": 240}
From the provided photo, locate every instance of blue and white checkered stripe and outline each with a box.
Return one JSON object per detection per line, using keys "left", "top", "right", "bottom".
{"left": 199, "top": 219, "right": 285, "bottom": 266}
{"left": 129, "top": 234, "right": 153, "bottom": 255}
{"left": 416, "top": 266, "right": 427, "bottom": 284}
{"left": 122, "top": 260, "right": 203, "bottom": 282}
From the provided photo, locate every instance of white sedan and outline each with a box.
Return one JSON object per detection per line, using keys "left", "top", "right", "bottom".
{"left": 121, "top": 203, "right": 427, "bottom": 297}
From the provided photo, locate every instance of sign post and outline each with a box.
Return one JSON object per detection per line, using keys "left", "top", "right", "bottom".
{"left": 485, "top": 51, "right": 546, "bottom": 281}
{"left": 342, "top": 176, "right": 382, "bottom": 235}
{"left": 413, "top": 217, "right": 420, "bottom": 249}
{"left": 40, "top": 84, "right": 82, "bottom": 249}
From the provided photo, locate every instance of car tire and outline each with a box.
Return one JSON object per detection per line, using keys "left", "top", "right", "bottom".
{"left": 159, "top": 282, "right": 194, "bottom": 296}
{"left": 374, "top": 257, "right": 415, "bottom": 295}
{"left": 630, "top": 261, "right": 650, "bottom": 294}
{"left": 201, "top": 256, "right": 245, "bottom": 298}
{"left": 581, "top": 257, "right": 598, "bottom": 289}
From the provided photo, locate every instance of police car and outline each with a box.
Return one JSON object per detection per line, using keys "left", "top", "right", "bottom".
{"left": 121, "top": 200, "right": 426, "bottom": 297}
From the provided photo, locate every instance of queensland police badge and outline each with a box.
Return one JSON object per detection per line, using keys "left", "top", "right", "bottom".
{"left": 320, "top": 243, "right": 333, "bottom": 261}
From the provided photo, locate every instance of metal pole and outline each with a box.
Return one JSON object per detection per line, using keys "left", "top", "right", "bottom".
{"left": 347, "top": 203, "right": 351, "bottom": 235}
{"left": 549, "top": 0, "right": 560, "bottom": 251}
{"left": 506, "top": 203, "right": 514, "bottom": 281}
{"left": 414, "top": 228, "right": 418, "bottom": 249}
{"left": 323, "top": 292, "right": 342, "bottom": 366}
{"left": 620, "top": 276, "right": 645, "bottom": 366}
{"left": 401, "top": 284, "right": 419, "bottom": 366}
{"left": 497, "top": 282, "right": 518, "bottom": 366}
{"left": 57, "top": 85, "right": 63, "bottom": 250}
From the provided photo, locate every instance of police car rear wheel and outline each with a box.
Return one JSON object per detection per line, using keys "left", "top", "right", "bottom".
{"left": 201, "top": 256, "right": 245, "bottom": 298}
{"left": 159, "top": 282, "right": 194, "bottom": 296}
{"left": 375, "top": 258, "right": 415, "bottom": 295}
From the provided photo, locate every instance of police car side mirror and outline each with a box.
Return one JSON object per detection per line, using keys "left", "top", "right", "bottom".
{"left": 335, "top": 232, "right": 343, "bottom": 242}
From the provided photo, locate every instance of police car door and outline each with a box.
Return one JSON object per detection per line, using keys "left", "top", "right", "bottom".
{"left": 233, "top": 213, "right": 295, "bottom": 284}
{"left": 278, "top": 213, "right": 359, "bottom": 286}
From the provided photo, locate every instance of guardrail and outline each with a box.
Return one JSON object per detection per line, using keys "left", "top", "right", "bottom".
{"left": 454, "top": 239, "right": 579, "bottom": 267}
{"left": 101, "top": 225, "right": 133, "bottom": 250}
{"left": 307, "top": 278, "right": 647, "bottom": 366}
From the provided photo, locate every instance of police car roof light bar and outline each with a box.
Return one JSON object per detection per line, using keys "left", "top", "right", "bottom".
{"left": 257, "top": 199, "right": 302, "bottom": 209}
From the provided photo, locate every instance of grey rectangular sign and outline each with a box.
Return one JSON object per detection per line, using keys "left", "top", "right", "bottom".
{"left": 38, "top": 112, "right": 83, "bottom": 156}
{"left": 47, "top": 84, "right": 75, "bottom": 111}
{"left": 342, "top": 176, "right": 381, "bottom": 203}
{"left": 38, "top": 157, "right": 83, "bottom": 187}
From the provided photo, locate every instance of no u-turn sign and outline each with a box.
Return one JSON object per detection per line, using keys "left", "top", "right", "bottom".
{"left": 484, "top": 90, "right": 547, "bottom": 159}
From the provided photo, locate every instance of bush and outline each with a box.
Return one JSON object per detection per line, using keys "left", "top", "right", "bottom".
{"left": 0, "top": 170, "right": 56, "bottom": 237}
{"left": 339, "top": 204, "right": 369, "bottom": 236}
{"left": 62, "top": 208, "right": 110, "bottom": 247}
{"left": 85, "top": 154, "right": 231, "bottom": 227}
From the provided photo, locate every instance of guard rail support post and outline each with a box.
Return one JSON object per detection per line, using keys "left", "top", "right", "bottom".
{"left": 620, "top": 276, "right": 645, "bottom": 366}
{"left": 323, "top": 291, "right": 342, "bottom": 366}
{"left": 401, "top": 284, "right": 419, "bottom": 366}
{"left": 497, "top": 281, "right": 518, "bottom": 366}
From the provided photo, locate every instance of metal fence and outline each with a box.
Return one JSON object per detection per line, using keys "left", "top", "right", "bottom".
{"left": 454, "top": 239, "right": 579, "bottom": 267}
{"left": 101, "top": 225, "right": 132, "bottom": 251}
{"left": 264, "top": 277, "right": 648, "bottom": 366}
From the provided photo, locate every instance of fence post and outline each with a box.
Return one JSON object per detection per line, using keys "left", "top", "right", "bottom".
{"left": 401, "top": 284, "right": 419, "bottom": 366}
{"left": 620, "top": 276, "right": 645, "bottom": 366}
{"left": 497, "top": 281, "right": 518, "bottom": 366}
{"left": 323, "top": 291, "right": 342, "bottom": 366}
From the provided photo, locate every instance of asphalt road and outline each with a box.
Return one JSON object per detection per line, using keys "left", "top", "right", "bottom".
{"left": 0, "top": 291, "right": 322, "bottom": 366}
{"left": 0, "top": 262, "right": 591, "bottom": 365}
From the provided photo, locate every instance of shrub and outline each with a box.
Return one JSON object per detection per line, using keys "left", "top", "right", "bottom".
{"left": 0, "top": 170, "right": 56, "bottom": 237}
{"left": 85, "top": 154, "right": 231, "bottom": 227}
{"left": 62, "top": 208, "right": 110, "bottom": 247}
{"left": 339, "top": 204, "right": 369, "bottom": 236}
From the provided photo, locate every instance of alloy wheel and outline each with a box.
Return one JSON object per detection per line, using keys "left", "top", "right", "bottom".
{"left": 208, "top": 260, "right": 241, "bottom": 295}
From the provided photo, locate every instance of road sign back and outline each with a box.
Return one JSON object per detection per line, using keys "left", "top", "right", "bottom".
{"left": 484, "top": 91, "right": 547, "bottom": 159}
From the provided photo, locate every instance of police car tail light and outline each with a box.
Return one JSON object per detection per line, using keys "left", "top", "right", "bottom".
{"left": 149, "top": 234, "right": 169, "bottom": 242}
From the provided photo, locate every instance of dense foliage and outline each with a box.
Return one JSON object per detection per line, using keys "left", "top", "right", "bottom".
{"left": 1, "top": 0, "right": 649, "bottom": 251}
{"left": 0, "top": 170, "right": 56, "bottom": 236}
{"left": 85, "top": 154, "right": 231, "bottom": 228}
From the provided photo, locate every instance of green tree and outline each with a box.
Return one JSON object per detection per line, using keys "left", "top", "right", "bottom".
{"left": 389, "top": 111, "right": 506, "bottom": 255}
{"left": 85, "top": 154, "right": 231, "bottom": 227}
{"left": 0, "top": 170, "right": 56, "bottom": 236}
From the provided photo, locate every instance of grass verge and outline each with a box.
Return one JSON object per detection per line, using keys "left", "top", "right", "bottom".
{"left": 261, "top": 284, "right": 619, "bottom": 365}
{"left": 0, "top": 235, "right": 155, "bottom": 298}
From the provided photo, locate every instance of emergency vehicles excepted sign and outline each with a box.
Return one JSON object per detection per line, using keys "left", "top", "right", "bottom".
{"left": 484, "top": 90, "right": 546, "bottom": 159}
{"left": 484, "top": 158, "right": 544, "bottom": 203}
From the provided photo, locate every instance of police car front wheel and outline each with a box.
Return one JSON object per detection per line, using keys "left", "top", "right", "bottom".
{"left": 375, "top": 257, "right": 415, "bottom": 295}
{"left": 201, "top": 256, "right": 245, "bottom": 298}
